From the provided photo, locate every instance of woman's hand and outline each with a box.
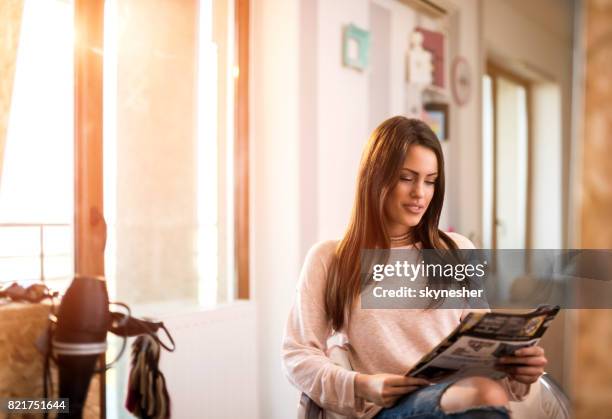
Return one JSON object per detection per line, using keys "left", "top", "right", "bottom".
{"left": 354, "top": 373, "right": 430, "bottom": 407}
{"left": 495, "top": 345, "right": 547, "bottom": 384}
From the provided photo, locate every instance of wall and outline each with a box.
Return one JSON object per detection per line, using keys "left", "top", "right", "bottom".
{"left": 159, "top": 302, "right": 258, "bottom": 419}
{"left": 251, "top": 0, "right": 301, "bottom": 417}
{"left": 315, "top": 0, "right": 369, "bottom": 241}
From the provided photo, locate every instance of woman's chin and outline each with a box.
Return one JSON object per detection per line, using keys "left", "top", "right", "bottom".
{"left": 403, "top": 215, "right": 422, "bottom": 227}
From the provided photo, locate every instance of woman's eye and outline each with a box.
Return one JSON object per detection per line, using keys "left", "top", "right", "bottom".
{"left": 400, "top": 177, "right": 414, "bottom": 182}
{"left": 425, "top": 181, "right": 436, "bottom": 185}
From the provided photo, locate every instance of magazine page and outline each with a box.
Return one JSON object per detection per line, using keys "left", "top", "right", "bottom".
{"left": 407, "top": 305, "right": 560, "bottom": 382}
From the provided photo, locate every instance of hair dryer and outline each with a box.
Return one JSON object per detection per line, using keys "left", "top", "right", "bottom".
{"left": 52, "top": 275, "right": 110, "bottom": 418}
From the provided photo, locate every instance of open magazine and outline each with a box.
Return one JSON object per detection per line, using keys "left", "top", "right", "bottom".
{"left": 407, "top": 305, "right": 560, "bottom": 382}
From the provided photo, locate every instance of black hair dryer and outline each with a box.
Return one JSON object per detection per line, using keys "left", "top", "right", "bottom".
{"left": 52, "top": 275, "right": 110, "bottom": 418}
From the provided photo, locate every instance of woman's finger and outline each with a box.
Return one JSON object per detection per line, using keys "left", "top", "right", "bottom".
{"left": 497, "top": 365, "right": 544, "bottom": 376}
{"left": 384, "top": 385, "right": 421, "bottom": 396}
{"left": 382, "top": 396, "right": 400, "bottom": 408}
{"left": 514, "top": 346, "right": 544, "bottom": 357}
{"left": 404, "top": 377, "right": 431, "bottom": 387}
{"left": 386, "top": 376, "right": 431, "bottom": 387}
{"left": 497, "top": 355, "right": 547, "bottom": 366}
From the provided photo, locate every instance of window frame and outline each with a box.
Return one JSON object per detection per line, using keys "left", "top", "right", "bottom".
{"left": 234, "top": 0, "right": 250, "bottom": 299}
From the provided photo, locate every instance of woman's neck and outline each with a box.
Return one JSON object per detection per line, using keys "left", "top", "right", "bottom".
{"left": 389, "top": 229, "right": 415, "bottom": 247}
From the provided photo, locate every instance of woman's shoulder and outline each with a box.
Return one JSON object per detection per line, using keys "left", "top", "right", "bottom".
{"left": 297, "top": 240, "right": 339, "bottom": 291}
{"left": 305, "top": 239, "right": 339, "bottom": 265}
{"left": 444, "top": 231, "right": 476, "bottom": 250}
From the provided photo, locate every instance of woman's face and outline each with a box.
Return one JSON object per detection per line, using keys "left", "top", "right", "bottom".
{"left": 383, "top": 144, "right": 438, "bottom": 237}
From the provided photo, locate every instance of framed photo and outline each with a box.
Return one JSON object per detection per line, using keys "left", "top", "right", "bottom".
{"left": 343, "top": 24, "right": 371, "bottom": 71}
{"left": 423, "top": 102, "right": 449, "bottom": 141}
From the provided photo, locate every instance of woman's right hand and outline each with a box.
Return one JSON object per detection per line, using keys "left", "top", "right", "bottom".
{"left": 354, "top": 373, "right": 431, "bottom": 407}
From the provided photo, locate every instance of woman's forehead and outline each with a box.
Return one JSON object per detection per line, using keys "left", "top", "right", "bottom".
{"left": 402, "top": 145, "right": 438, "bottom": 173}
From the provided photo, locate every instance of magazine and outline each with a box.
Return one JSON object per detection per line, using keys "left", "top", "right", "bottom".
{"left": 407, "top": 305, "right": 560, "bottom": 382}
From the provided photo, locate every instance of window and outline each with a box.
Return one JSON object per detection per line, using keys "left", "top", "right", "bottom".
{"left": 483, "top": 65, "right": 531, "bottom": 250}
{"left": 102, "top": 0, "right": 248, "bottom": 310}
{"left": 0, "top": 0, "right": 74, "bottom": 290}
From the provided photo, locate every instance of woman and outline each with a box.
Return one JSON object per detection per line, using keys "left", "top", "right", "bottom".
{"left": 282, "top": 116, "right": 547, "bottom": 418}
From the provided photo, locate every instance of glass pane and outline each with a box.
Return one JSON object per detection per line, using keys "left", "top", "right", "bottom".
{"left": 43, "top": 255, "right": 72, "bottom": 280}
{"left": 0, "top": 0, "right": 74, "bottom": 224}
{"left": 0, "top": 0, "right": 74, "bottom": 288}
{"left": 0, "top": 256, "right": 41, "bottom": 283}
{"left": 103, "top": 0, "right": 234, "bottom": 309}
{"left": 495, "top": 76, "right": 528, "bottom": 249}
{"left": 42, "top": 224, "right": 73, "bottom": 256}
{"left": 0, "top": 226, "right": 40, "bottom": 257}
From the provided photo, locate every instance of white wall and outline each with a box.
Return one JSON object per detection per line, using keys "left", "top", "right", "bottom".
{"left": 445, "top": 0, "right": 483, "bottom": 243}
{"left": 106, "top": 302, "right": 259, "bottom": 419}
{"left": 251, "top": 0, "right": 301, "bottom": 418}
{"left": 315, "top": 0, "right": 370, "bottom": 241}
{"left": 159, "top": 303, "right": 258, "bottom": 419}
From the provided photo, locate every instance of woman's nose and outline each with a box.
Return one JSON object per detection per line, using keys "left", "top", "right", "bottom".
{"left": 411, "top": 182, "right": 425, "bottom": 198}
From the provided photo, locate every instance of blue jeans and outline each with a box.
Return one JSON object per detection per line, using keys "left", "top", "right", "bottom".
{"left": 374, "top": 380, "right": 510, "bottom": 419}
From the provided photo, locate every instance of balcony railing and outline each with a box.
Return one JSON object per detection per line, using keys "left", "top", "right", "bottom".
{"left": 0, "top": 223, "right": 73, "bottom": 288}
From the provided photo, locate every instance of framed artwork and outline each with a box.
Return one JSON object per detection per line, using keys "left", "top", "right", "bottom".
{"left": 343, "top": 24, "right": 371, "bottom": 71}
{"left": 423, "top": 102, "right": 449, "bottom": 141}
{"left": 415, "top": 27, "right": 445, "bottom": 88}
{"left": 407, "top": 31, "right": 433, "bottom": 85}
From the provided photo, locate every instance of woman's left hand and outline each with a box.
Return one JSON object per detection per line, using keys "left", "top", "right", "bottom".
{"left": 495, "top": 345, "right": 547, "bottom": 384}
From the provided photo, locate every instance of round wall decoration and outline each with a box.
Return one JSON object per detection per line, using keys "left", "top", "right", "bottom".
{"left": 451, "top": 56, "right": 471, "bottom": 106}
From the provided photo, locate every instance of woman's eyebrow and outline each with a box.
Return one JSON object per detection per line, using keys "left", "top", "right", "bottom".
{"left": 401, "top": 168, "right": 438, "bottom": 176}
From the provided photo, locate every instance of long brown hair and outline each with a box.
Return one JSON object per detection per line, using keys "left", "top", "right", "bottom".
{"left": 325, "top": 116, "right": 457, "bottom": 330}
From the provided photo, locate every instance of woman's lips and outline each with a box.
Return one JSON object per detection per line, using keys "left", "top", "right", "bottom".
{"left": 403, "top": 204, "right": 424, "bottom": 214}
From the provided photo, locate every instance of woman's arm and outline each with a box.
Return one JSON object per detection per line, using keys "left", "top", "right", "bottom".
{"left": 281, "top": 241, "right": 362, "bottom": 415}
{"left": 354, "top": 373, "right": 430, "bottom": 408}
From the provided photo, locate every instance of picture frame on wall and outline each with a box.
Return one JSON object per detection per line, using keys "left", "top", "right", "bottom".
{"left": 423, "top": 102, "right": 449, "bottom": 141}
{"left": 343, "top": 23, "right": 371, "bottom": 71}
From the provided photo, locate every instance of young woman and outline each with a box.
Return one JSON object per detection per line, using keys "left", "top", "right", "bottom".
{"left": 282, "top": 117, "right": 547, "bottom": 418}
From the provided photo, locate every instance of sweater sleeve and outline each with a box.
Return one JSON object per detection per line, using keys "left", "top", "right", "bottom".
{"left": 281, "top": 241, "right": 362, "bottom": 415}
